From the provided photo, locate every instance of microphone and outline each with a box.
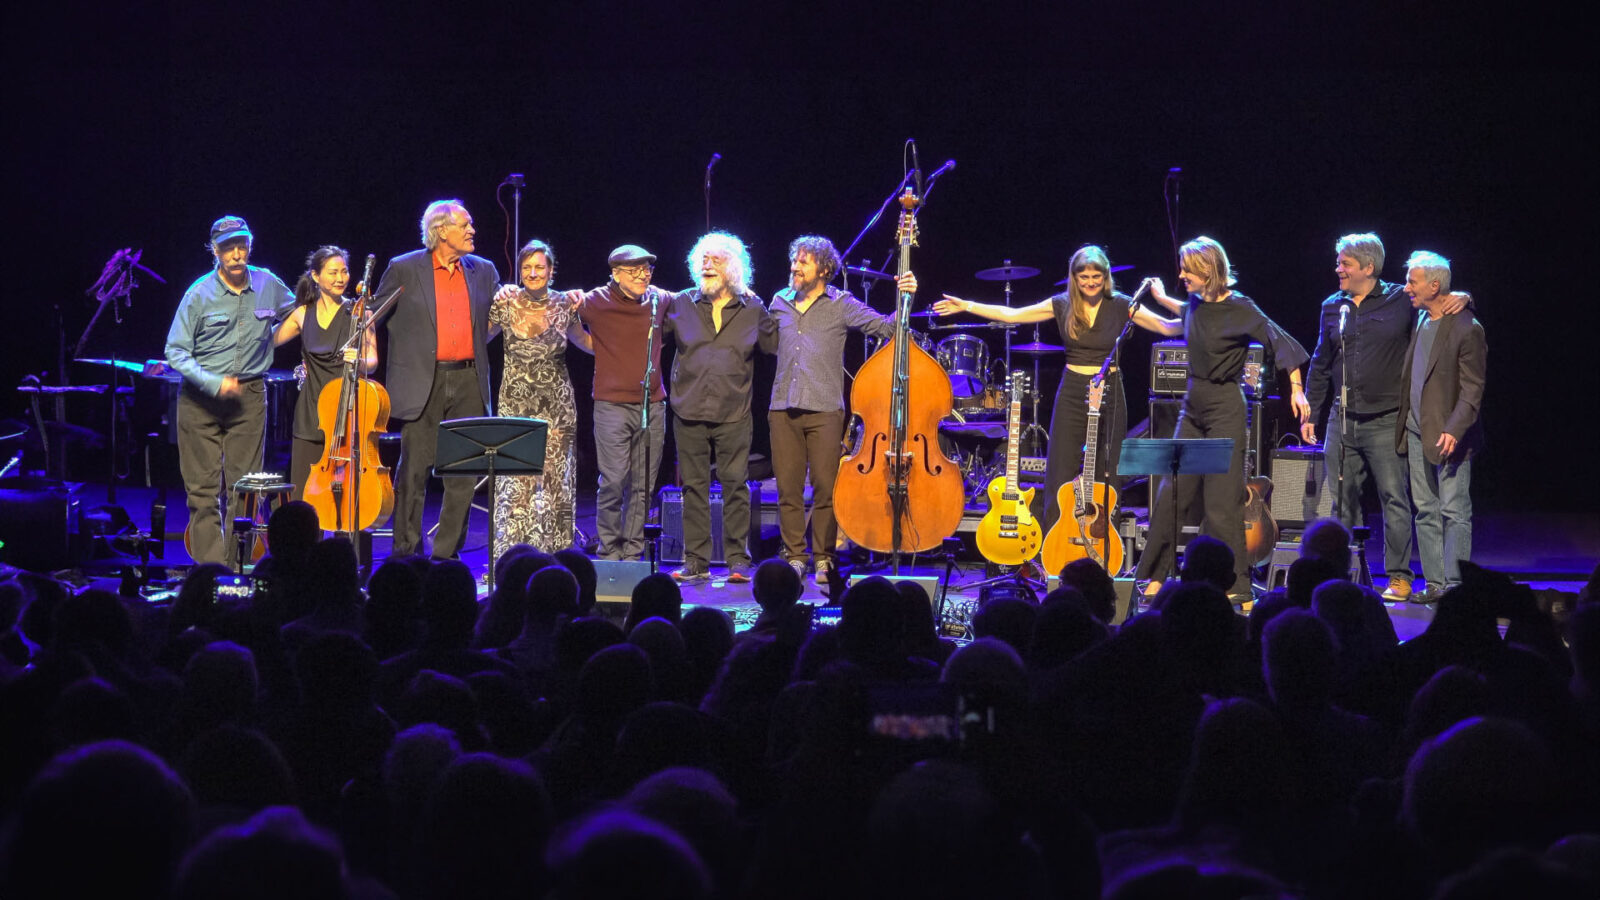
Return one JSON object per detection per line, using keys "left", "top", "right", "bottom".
{"left": 1338, "top": 303, "right": 1349, "bottom": 335}
{"left": 705, "top": 152, "right": 721, "bottom": 189}
{"left": 929, "top": 159, "right": 956, "bottom": 179}
{"left": 909, "top": 139, "right": 924, "bottom": 194}
{"left": 361, "top": 254, "right": 376, "bottom": 299}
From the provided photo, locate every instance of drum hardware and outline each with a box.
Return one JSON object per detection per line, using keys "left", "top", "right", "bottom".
{"left": 928, "top": 322, "right": 1018, "bottom": 331}
{"left": 935, "top": 334, "right": 990, "bottom": 406}
{"left": 975, "top": 263, "right": 1041, "bottom": 282}
{"left": 846, "top": 264, "right": 896, "bottom": 281}
{"left": 938, "top": 420, "right": 1007, "bottom": 504}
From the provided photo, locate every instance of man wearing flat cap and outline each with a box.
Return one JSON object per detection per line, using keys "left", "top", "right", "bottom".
{"left": 566, "top": 245, "right": 671, "bottom": 560}
{"left": 373, "top": 199, "right": 500, "bottom": 560}
{"left": 165, "top": 215, "right": 294, "bottom": 566}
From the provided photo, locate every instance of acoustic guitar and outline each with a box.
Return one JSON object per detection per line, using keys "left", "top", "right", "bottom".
{"left": 975, "top": 372, "right": 1042, "bottom": 566}
{"left": 1040, "top": 375, "right": 1125, "bottom": 577}
{"left": 1240, "top": 369, "right": 1279, "bottom": 564}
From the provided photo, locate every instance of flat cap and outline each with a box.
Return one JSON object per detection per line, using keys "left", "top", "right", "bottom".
{"left": 608, "top": 244, "right": 657, "bottom": 267}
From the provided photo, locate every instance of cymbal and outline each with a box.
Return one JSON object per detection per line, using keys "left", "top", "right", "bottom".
{"left": 846, "top": 265, "right": 895, "bottom": 281}
{"left": 1054, "top": 264, "right": 1134, "bottom": 286}
{"left": 907, "top": 309, "right": 941, "bottom": 318}
{"left": 930, "top": 322, "right": 1017, "bottom": 331}
{"left": 1010, "top": 341, "right": 1065, "bottom": 356}
{"left": 975, "top": 263, "right": 1040, "bottom": 282}
{"left": 74, "top": 357, "right": 146, "bottom": 373}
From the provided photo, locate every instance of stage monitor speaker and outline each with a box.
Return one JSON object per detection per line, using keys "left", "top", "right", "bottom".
{"left": 1269, "top": 447, "right": 1334, "bottom": 527}
{"left": 1045, "top": 575, "right": 1138, "bottom": 625}
{"left": 0, "top": 479, "right": 81, "bottom": 572}
{"left": 592, "top": 559, "right": 653, "bottom": 601}
{"left": 659, "top": 487, "right": 725, "bottom": 565}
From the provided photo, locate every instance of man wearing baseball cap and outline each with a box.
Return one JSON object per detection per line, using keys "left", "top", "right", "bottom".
{"left": 164, "top": 215, "right": 294, "bottom": 566}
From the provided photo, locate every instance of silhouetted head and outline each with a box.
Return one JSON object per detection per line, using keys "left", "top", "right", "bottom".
{"left": 3, "top": 740, "right": 195, "bottom": 900}
{"left": 415, "top": 753, "right": 554, "bottom": 900}
{"left": 752, "top": 558, "right": 802, "bottom": 613}
{"left": 421, "top": 559, "right": 479, "bottom": 648}
{"left": 1180, "top": 535, "right": 1236, "bottom": 591}
{"left": 1031, "top": 587, "right": 1108, "bottom": 669}
{"left": 969, "top": 596, "right": 1037, "bottom": 656}
{"left": 174, "top": 805, "right": 348, "bottom": 900}
{"left": 266, "top": 500, "right": 322, "bottom": 564}
{"left": 182, "top": 640, "right": 260, "bottom": 726}
{"left": 293, "top": 632, "right": 378, "bottom": 713}
{"left": 1058, "top": 557, "right": 1118, "bottom": 624}
{"left": 1262, "top": 608, "right": 1337, "bottom": 714}
{"left": 527, "top": 564, "right": 581, "bottom": 626}
{"left": 626, "top": 573, "right": 683, "bottom": 631}
{"left": 1300, "top": 517, "right": 1352, "bottom": 573}
{"left": 1287, "top": 555, "right": 1345, "bottom": 607}
{"left": 553, "top": 549, "right": 598, "bottom": 615}
{"left": 178, "top": 725, "right": 296, "bottom": 813}
{"left": 546, "top": 808, "right": 710, "bottom": 900}
{"left": 942, "top": 636, "right": 1026, "bottom": 693}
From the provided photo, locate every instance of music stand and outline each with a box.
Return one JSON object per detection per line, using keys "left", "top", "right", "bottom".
{"left": 1119, "top": 438, "right": 1233, "bottom": 582}
{"left": 435, "top": 416, "right": 548, "bottom": 592}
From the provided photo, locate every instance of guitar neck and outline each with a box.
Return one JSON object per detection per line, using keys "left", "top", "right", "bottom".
{"left": 1004, "top": 388, "right": 1022, "bottom": 495}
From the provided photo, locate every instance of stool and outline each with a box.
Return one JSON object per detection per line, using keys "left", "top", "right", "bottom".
{"left": 233, "top": 474, "right": 293, "bottom": 571}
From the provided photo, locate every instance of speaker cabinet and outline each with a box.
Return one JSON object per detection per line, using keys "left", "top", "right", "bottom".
{"left": 659, "top": 487, "right": 724, "bottom": 564}
{"left": 1269, "top": 447, "right": 1334, "bottom": 527}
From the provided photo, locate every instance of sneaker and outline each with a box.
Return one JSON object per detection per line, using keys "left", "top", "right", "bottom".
{"left": 671, "top": 566, "right": 710, "bottom": 585}
{"left": 1382, "top": 576, "right": 1414, "bottom": 602}
{"left": 788, "top": 558, "right": 807, "bottom": 580}
{"left": 1140, "top": 580, "right": 1163, "bottom": 600}
{"left": 725, "top": 565, "right": 752, "bottom": 584}
{"left": 815, "top": 561, "right": 837, "bottom": 586}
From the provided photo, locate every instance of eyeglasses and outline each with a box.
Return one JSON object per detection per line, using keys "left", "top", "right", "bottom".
{"left": 616, "top": 265, "right": 654, "bottom": 278}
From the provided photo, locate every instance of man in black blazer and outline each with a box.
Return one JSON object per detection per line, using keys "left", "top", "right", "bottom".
{"left": 374, "top": 199, "right": 499, "bottom": 559}
{"left": 1396, "top": 251, "right": 1485, "bottom": 601}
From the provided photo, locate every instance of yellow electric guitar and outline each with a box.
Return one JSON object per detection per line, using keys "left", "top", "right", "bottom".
{"left": 975, "top": 372, "right": 1042, "bottom": 566}
{"left": 1040, "top": 375, "right": 1125, "bottom": 577}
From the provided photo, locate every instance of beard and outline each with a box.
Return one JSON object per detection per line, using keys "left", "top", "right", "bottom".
{"left": 698, "top": 274, "right": 727, "bottom": 298}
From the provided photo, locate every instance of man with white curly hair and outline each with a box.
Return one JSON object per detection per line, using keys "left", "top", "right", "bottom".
{"left": 663, "top": 231, "right": 774, "bottom": 584}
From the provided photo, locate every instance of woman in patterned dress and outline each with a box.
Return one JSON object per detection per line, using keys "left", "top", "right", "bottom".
{"left": 490, "top": 240, "right": 591, "bottom": 559}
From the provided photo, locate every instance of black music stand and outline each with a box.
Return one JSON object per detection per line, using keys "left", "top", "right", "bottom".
{"left": 435, "top": 416, "right": 548, "bottom": 593}
{"left": 1119, "top": 438, "right": 1233, "bottom": 582}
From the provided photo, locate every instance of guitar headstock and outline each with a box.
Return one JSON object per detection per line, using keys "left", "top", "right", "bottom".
{"left": 1010, "top": 371, "right": 1029, "bottom": 401}
{"left": 895, "top": 188, "right": 920, "bottom": 247}
{"left": 1086, "top": 377, "right": 1105, "bottom": 412}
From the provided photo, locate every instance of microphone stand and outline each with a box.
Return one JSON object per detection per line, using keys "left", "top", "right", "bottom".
{"left": 1336, "top": 305, "right": 1348, "bottom": 529}
{"left": 640, "top": 287, "right": 662, "bottom": 570}
{"left": 509, "top": 173, "right": 524, "bottom": 271}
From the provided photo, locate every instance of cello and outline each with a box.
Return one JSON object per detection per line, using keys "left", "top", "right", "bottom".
{"left": 302, "top": 286, "right": 394, "bottom": 538}
{"left": 834, "top": 188, "right": 965, "bottom": 562}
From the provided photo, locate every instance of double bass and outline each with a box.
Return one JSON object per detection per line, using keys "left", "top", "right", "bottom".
{"left": 834, "top": 188, "right": 965, "bottom": 562}
{"left": 302, "top": 287, "right": 394, "bottom": 537}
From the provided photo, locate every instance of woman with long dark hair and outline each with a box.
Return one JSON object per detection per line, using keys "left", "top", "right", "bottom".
{"left": 274, "top": 245, "right": 378, "bottom": 502}
{"left": 1134, "top": 237, "right": 1310, "bottom": 602}
{"left": 489, "top": 239, "right": 591, "bottom": 558}
{"left": 935, "top": 245, "right": 1181, "bottom": 534}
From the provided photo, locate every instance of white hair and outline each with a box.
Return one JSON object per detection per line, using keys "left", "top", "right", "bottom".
{"left": 420, "top": 199, "right": 465, "bottom": 250}
{"left": 1406, "top": 250, "right": 1452, "bottom": 297}
{"left": 686, "top": 231, "right": 752, "bottom": 295}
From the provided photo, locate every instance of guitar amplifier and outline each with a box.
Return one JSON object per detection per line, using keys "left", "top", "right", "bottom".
{"left": 1150, "top": 340, "right": 1270, "bottom": 397}
{"left": 1269, "top": 446, "right": 1334, "bottom": 527}
{"left": 659, "top": 485, "right": 755, "bottom": 565}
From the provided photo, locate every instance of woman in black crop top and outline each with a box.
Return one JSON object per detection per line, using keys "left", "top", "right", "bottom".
{"left": 1134, "top": 237, "right": 1310, "bottom": 602}
{"left": 935, "top": 245, "right": 1182, "bottom": 544}
{"left": 274, "top": 245, "right": 379, "bottom": 502}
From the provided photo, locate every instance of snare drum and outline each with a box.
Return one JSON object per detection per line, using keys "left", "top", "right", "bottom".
{"left": 935, "top": 335, "right": 989, "bottom": 401}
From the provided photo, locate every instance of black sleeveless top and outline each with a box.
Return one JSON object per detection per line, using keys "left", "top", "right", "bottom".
{"left": 1053, "top": 291, "right": 1132, "bottom": 367}
{"left": 294, "top": 300, "right": 357, "bottom": 441}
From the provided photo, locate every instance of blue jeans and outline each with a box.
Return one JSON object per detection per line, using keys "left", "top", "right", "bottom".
{"left": 593, "top": 399, "right": 666, "bottom": 560}
{"left": 1324, "top": 407, "right": 1413, "bottom": 577}
{"left": 1406, "top": 427, "right": 1472, "bottom": 587}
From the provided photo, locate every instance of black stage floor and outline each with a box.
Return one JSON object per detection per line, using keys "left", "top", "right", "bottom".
{"left": 33, "top": 480, "right": 1599, "bottom": 644}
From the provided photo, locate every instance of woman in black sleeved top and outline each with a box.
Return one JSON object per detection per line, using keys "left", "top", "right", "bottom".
{"left": 935, "top": 245, "right": 1182, "bottom": 535}
{"left": 1135, "top": 237, "right": 1311, "bottom": 601}
{"left": 273, "top": 245, "right": 380, "bottom": 502}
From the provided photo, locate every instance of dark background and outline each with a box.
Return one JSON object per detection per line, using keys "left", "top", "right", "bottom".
{"left": 10, "top": 2, "right": 1598, "bottom": 514}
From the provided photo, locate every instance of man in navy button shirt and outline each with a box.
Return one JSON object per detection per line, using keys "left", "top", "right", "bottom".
{"left": 164, "top": 215, "right": 292, "bottom": 566}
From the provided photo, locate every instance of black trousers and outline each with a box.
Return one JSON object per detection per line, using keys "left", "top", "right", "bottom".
{"left": 1041, "top": 369, "right": 1127, "bottom": 531}
{"left": 392, "top": 365, "right": 486, "bottom": 559}
{"left": 1135, "top": 380, "right": 1250, "bottom": 590}
{"left": 673, "top": 413, "right": 753, "bottom": 570}
{"left": 177, "top": 381, "right": 267, "bottom": 566}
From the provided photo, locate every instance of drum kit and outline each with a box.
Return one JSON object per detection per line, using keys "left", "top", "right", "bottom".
{"left": 855, "top": 259, "right": 1070, "bottom": 503}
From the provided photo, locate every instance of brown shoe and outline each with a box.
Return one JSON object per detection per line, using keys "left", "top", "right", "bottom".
{"left": 1381, "top": 576, "right": 1413, "bottom": 602}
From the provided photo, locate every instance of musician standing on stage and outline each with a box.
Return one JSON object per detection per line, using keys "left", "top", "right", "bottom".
{"left": 375, "top": 200, "right": 500, "bottom": 560}
{"left": 165, "top": 215, "right": 294, "bottom": 566}
{"left": 768, "top": 235, "right": 912, "bottom": 585}
{"left": 1301, "top": 233, "right": 1467, "bottom": 601}
{"left": 568, "top": 245, "right": 670, "bottom": 561}
{"left": 662, "top": 232, "right": 773, "bottom": 584}
{"left": 1134, "top": 237, "right": 1310, "bottom": 603}
{"left": 1396, "top": 251, "right": 1484, "bottom": 603}
{"left": 935, "top": 245, "right": 1181, "bottom": 534}
{"left": 273, "top": 245, "right": 380, "bottom": 503}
